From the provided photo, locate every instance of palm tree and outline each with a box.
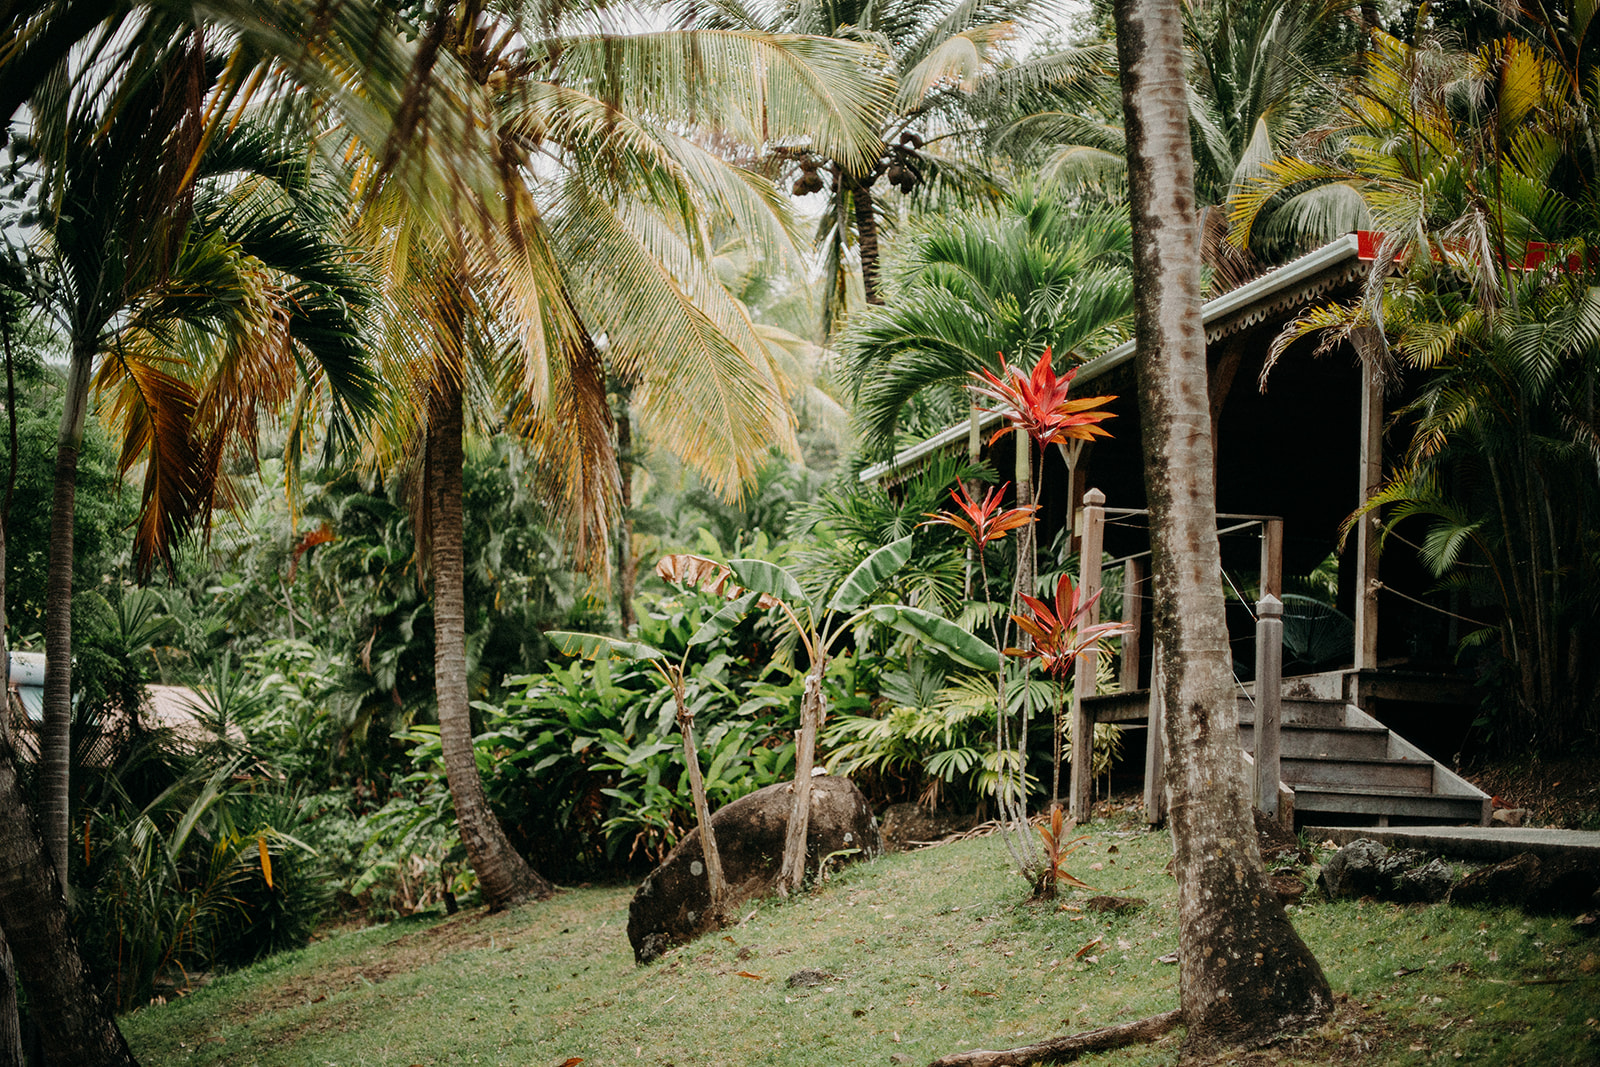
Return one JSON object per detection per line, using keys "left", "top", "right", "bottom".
{"left": 1234, "top": 22, "right": 1600, "bottom": 750}
{"left": 1000, "top": 0, "right": 1365, "bottom": 284}
{"left": 677, "top": 0, "right": 1047, "bottom": 326}
{"left": 22, "top": 36, "right": 375, "bottom": 885}
{"left": 845, "top": 186, "right": 1134, "bottom": 605}
{"left": 1110, "top": 0, "right": 1332, "bottom": 1050}
{"left": 340, "top": 2, "right": 892, "bottom": 909}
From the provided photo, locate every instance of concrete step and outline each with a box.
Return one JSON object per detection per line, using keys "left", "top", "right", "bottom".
{"left": 1291, "top": 784, "right": 1486, "bottom": 824}
{"left": 1238, "top": 722, "right": 1390, "bottom": 760}
{"left": 1276, "top": 755, "right": 1434, "bottom": 793}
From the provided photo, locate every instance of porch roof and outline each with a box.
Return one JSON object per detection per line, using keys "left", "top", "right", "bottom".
{"left": 859, "top": 231, "right": 1371, "bottom": 487}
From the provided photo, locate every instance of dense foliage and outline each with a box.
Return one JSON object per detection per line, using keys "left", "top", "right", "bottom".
{"left": 0, "top": 0, "right": 1596, "bottom": 1029}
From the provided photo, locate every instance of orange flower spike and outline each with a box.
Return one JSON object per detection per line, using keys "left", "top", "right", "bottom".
{"left": 920, "top": 482, "right": 1038, "bottom": 549}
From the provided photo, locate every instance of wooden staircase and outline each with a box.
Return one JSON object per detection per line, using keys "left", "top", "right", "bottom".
{"left": 1235, "top": 691, "right": 1490, "bottom": 827}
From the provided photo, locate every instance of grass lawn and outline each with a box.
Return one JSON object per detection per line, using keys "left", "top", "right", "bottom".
{"left": 121, "top": 812, "right": 1600, "bottom": 1066}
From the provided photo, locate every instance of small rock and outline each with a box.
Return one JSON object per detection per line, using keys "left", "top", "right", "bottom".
{"left": 1084, "top": 895, "right": 1147, "bottom": 914}
{"left": 1491, "top": 807, "right": 1529, "bottom": 828}
{"left": 786, "top": 969, "right": 832, "bottom": 988}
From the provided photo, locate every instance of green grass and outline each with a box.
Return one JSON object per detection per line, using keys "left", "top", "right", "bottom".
{"left": 121, "top": 815, "right": 1600, "bottom": 1066}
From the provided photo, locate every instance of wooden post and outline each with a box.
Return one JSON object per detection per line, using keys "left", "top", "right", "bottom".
{"left": 1354, "top": 361, "right": 1382, "bottom": 669}
{"left": 1069, "top": 488, "right": 1106, "bottom": 823}
{"left": 1142, "top": 641, "right": 1166, "bottom": 825}
{"left": 1120, "top": 557, "right": 1145, "bottom": 692}
{"left": 1259, "top": 519, "right": 1283, "bottom": 600}
{"left": 1253, "top": 595, "right": 1283, "bottom": 820}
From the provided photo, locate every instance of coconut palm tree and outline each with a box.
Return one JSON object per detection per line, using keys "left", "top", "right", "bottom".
{"left": 337, "top": 2, "right": 893, "bottom": 909}
{"left": 999, "top": 0, "right": 1365, "bottom": 284}
{"left": 675, "top": 0, "right": 1050, "bottom": 327}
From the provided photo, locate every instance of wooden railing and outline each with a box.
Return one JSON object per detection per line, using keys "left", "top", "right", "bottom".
{"left": 1067, "top": 489, "right": 1287, "bottom": 824}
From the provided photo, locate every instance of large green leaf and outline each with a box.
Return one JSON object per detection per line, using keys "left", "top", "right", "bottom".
{"left": 688, "top": 590, "right": 762, "bottom": 645}
{"left": 548, "top": 631, "right": 666, "bottom": 662}
{"left": 828, "top": 535, "right": 914, "bottom": 613}
{"left": 728, "top": 559, "right": 807, "bottom": 610}
{"left": 867, "top": 605, "right": 1000, "bottom": 673}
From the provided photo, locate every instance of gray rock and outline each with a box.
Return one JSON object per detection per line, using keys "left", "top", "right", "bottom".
{"left": 627, "top": 775, "right": 883, "bottom": 963}
{"left": 879, "top": 803, "right": 977, "bottom": 851}
{"left": 1318, "top": 838, "right": 1389, "bottom": 900}
{"left": 1397, "top": 858, "right": 1458, "bottom": 903}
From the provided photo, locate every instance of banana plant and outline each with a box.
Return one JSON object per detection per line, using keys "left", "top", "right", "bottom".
{"left": 550, "top": 593, "right": 759, "bottom": 922}
{"left": 659, "top": 535, "right": 999, "bottom": 894}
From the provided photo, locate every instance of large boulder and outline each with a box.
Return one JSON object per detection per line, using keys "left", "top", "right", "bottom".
{"left": 627, "top": 775, "right": 882, "bottom": 964}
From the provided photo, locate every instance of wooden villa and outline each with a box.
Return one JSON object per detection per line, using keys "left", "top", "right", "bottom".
{"left": 860, "top": 231, "right": 1492, "bottom": 829}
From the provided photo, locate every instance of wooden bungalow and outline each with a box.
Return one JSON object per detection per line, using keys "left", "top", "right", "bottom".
{"left": 860, "top": 231, "right": 1491, "bottom": 829}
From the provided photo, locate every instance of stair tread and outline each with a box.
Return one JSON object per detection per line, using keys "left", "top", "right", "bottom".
{"left": 1292, "top": 783, "right": 1465, "bottom": 799}
{"left": 1238, "top": 721, "right": 1386, "bottom": 734}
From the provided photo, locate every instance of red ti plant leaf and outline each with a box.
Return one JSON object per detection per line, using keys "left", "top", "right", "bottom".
{"left": 920, "top": 482, "right": 1039, "bottom": 549}
{"left": 969, "top": 347, "right": 1118, "bottom": 449}
{"left": 1006, "top": 573, "right": 1132, "bottom": 679}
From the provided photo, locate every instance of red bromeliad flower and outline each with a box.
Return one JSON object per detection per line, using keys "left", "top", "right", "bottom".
{"left": 1006, "top": 573, "right": 1131, "bottom": 678}
{"left": 921, "top": 482, "right": 1039, "bottom": 549}
{"left": 970, "top": 347, "right": 1117, "bottom": 449}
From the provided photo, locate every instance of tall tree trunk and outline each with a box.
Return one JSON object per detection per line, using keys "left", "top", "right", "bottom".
{"left": 0, "top": 740, "right": 138, "bottom": 1067}
{"left": 1112, "top": 0, "right": 1333, "bottom": 1053}
{"left": 617, "top": 400, "right": 636, "bottom": 633}
{"left": 428, "top": 377, "right": 552, "bottom": 911}
{"left": 851, "top": 176, "right": 884, "bottom": 306}
{"left": 2, "top": 312, "right": 23, "bottom": 1067}
{"left": 41, "top": 339, "right": 95, "bottom": 886}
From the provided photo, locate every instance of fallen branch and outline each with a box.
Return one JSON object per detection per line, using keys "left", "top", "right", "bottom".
{"left": 928, "top": 1009, "right": 1184, "bottom": 1067}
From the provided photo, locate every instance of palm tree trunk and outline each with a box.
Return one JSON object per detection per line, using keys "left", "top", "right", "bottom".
{"left": 617, "top": 400, "right": 637, "bottom": 633}
{"left": 850, "top": 176, "right": 884, "bottom": 305}
{"left": 428, "top": 377, "right": 552, "bottom": 911}
{"left": 670, "top": 681, "right": 727, "bottom": 918}
{"left": 776, "top": 662, "right": 824, "bottom": 894}
{"left": 41, "top": 338, "right": 95, "bottom": 885}
{"left": 1112, "top": 0, "right": 1332, "bottom": 1052}
{"left": 0, "top": 738, "right": 138, "bottom": 1067}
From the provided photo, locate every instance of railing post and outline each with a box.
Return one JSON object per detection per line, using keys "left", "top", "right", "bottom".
{"left": 1069, "top": 489, "right": 1106, "bottom": 824}
{"left": 1119, "top": 557, "right": 1144, "bottom": 693}
{"left": 1259, "top": 519, "right": 1283, "bottom": 600}
{"left": 1253, "top": 594, "right": 1284, "bottom": 820}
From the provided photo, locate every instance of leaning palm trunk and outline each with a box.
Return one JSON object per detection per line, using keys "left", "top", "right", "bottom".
{"left": 427, "top": 377, "right": 552, "bottom": 911}
{"left": 776, "top": 663, "right": 825, "bottom": 894}
{"left": 0, "top": 740, "right": 138, "bottom": 1067}
{"left": 667, "top": 681, "right": 728, "bottom": 917}
{"left": 1112, "top": 0, "right": 1332, "bottom": 1051}
{"left": 40, "top": 338, "right": 95, "bottom": 883}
